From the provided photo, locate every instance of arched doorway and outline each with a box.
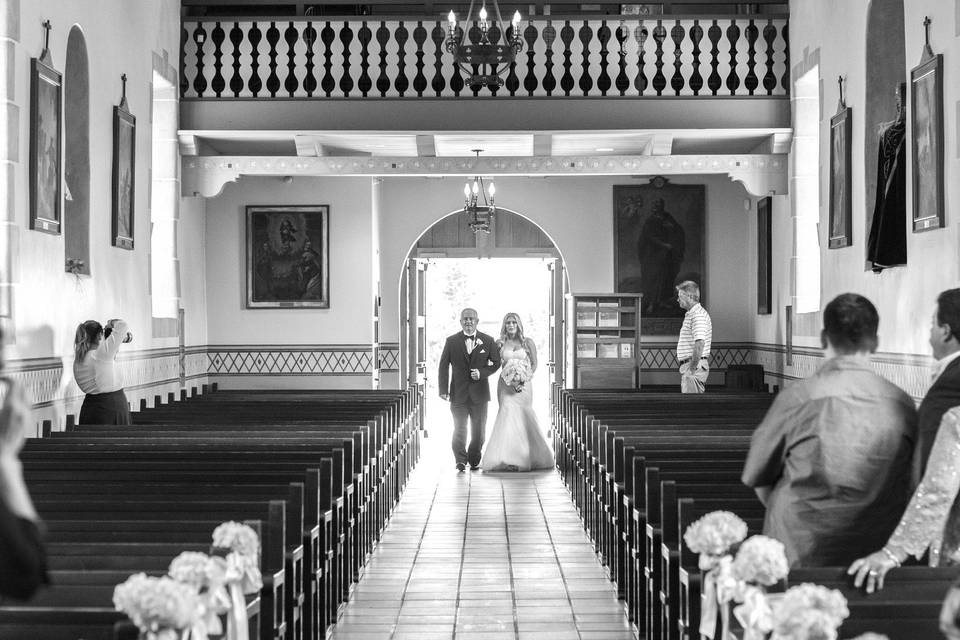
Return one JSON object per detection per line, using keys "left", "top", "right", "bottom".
{"left": 398, "top": 208, "right": 569, "bottom": 435}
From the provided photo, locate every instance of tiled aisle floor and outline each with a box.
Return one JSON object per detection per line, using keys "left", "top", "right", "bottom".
{"left": 330, "top": 434, "right": 635, "bottom": 640}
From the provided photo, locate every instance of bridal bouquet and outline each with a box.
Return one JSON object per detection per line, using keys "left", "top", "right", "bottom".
{"left": 770, "top": 583, "right": 849, "bottom": 640}
{"left": 113, "top": 573, "right": 203, "bottom": 640}
{"left": 168, "top": 552, "right": 232, "bottom": 637}
{"left": 682, "top": 511, "right": 748, "bottom": 639}
{"left": 501, "top": 359, "right": 532, "bottom": 392}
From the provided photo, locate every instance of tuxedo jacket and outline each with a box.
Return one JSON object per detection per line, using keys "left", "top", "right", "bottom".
{"left": 917, "top": 356, "right": 960, "bottom": 475}
{"left": 438, "top": 331, "right": 502, "bottom": 405}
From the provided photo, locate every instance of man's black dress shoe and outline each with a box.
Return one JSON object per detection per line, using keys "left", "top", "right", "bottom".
{"left": 470, "top": 464, "right": 481, "bottom": 471}
{"left": 456, "top": 463, "right": 466, "bottom": 472}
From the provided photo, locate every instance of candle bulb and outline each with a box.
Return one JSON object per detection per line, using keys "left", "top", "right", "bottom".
{"left": 478, "top": 6, "right": 487, "bottom": 24}
{"left": 512, "top": 10, "right": 521, "bottom": 27}
{"left": 488, "top": 182, "right": 496, "bottom": 198}
{"left": 463, "top": 182, "right": 471, "bottom": 198}
{"left": 448, "top": 10, "right": 456, "bottom": 29}
{"left": 472, "top": 180, "right": 480, "bottom": 195}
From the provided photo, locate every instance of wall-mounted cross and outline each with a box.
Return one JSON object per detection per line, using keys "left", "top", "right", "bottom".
{"left": 119, "top": 73, "right": 128, "bottom": 110}
{"left": 42, "top": 20, "right": 51, "bottom": 51}
{"left": 923, "top": 15, "right": 931, "bottom": 48}
{"left": 837, "top": 75, "right": 845, "bottom": 109}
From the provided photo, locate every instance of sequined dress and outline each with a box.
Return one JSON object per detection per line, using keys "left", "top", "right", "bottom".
{"left": 480, "top": 342, "right": 554, "bottom": 472}
{"left": 885, "top": 407, "right": 960, "bottom": 566}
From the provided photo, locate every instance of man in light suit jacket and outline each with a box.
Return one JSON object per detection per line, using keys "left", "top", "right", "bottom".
{"left": 439, "top": 308, "right": 501, "bottom": 471}
{"left": 917, "top": 288, "right": 960, "bottom": 475}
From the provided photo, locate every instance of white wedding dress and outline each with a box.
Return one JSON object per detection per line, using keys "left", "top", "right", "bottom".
{"left": 480, "top": 342, "right": 554, "bottom": 471}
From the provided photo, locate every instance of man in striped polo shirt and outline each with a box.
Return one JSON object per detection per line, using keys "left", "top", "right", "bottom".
{"left": 675, "top": 280, "right": 712, "bottom": 393}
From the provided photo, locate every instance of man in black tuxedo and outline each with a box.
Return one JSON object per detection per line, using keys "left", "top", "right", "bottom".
{"left": 439, "top": 308, "right": 501, "bottom": 471}
{"left": 917, "top": 288, "right": 960, "bottom": 475}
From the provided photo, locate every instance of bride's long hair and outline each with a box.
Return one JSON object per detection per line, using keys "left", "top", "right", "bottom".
{"left": 498, "top": 312, "right": 533, "bottom": 357}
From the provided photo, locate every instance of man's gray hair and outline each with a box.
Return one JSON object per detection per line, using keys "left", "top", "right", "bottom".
{"left": 676, "top": 281, "right": 700, "bottom": 302}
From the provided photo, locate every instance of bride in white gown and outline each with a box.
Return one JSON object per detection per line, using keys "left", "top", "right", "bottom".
{"left": 480, "top": 313, "right": 554, "bottom": 472}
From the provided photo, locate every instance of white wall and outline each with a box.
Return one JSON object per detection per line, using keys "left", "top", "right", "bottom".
{"left": 767, "top": 0, "right": 960, "bottom": 359}
{"left": 204, "top": 175, "right": 373, "bottom": 344}
{"left": 378, "top": 174, "right": 755, "bottom": 357}
{"left": 11, "top": 0, "right": 184, "bottom": 360}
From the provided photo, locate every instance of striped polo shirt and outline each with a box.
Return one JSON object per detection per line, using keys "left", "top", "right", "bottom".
{"left": 676, "top": 303, "right": 712, "bottom": 362}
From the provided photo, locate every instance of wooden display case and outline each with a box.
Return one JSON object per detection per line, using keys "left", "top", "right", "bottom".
{"left": 566, "top": 293, "right": 641, "bottom": 388}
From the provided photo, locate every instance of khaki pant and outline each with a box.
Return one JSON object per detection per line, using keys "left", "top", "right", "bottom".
{"left": 680, "top": 361, "right": 709, "bottom": 393}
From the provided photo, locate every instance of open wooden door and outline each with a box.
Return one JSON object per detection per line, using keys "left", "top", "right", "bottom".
{"left": 547, "top": 258, "right": 565, "bottom": 388}
{"left": 403, "top": 258, "right": 428, "bottom": 430}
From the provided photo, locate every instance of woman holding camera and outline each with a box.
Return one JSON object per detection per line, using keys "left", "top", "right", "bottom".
{"left": 73, "top": 318, "right": 132, "bottom": 425}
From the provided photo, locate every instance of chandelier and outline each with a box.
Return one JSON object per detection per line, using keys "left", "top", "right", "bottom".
{"left": 462, "top": 150, "right": 496, "bottom": 234}
{"left": 446, "top": 1, "right": 524, "bottom": 89}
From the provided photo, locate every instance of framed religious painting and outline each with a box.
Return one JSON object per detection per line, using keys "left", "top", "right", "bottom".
{"left": 246, "top": 205, "right": 329, "bottom": 308}
{"left": 613, "top": 177, "right": 705, "bottom": 335}
{"left": 29, "top": 48, "right": 62, "bottom": 235}
{"left": 111, "top": 77, "right": 136, "bottom": 250}
{"left": 828, "top": 105, "right": 852, "bottom": 248}
{"left": 910, "top": 49, "right": 944, "bottom": 232}
{"left": 757, "top": 197, "right": 772, "bottom": 315}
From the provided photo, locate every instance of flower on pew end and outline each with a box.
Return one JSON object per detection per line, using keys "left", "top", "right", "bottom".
{"left": 168, "top": 552, "right": 231, "bottom": 635}
{"left": 112, "top": 573, "right": 202, "bottom": 639}
{"left": 683, "top": 510, "right": 748, "bottom": 567}
{"left": 847, "top": 634, "right": 889, "bottom": 640}
{"left": 211, "top": 521, "right": 260, "bottom": 559}
{"left": 224, "top": 550, "right": 263, "bottom": 595}
{"left": 770, "top": 583, "right": 849, "bottom": 640}
{"left": 732, "top": 535, "right": 789, "bottom": 587}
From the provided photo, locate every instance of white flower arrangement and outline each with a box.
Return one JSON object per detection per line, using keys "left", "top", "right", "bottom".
{"left": 212, "top": 521, "right": 263, "bottom": 595}
{"left": 683, "top": 510, "right": 748, "bottom": 568}
{"left": 168, "top": 551, "right": 232, "bottom": 635}
{"left": 732, "top": 535, "right": 790, "bottom": 586}
{"left": 847, "top": 635, "right": 889, "bottom": 640}
{"left": 501, "top": 359, "right": 532, "bottom": 392}
{"left": 112, "top": 573, "right": 202, "bottom": 639}
{"left": 770, "top": 583, "right": 850, "bottom": 640}
{"left": 211, "top": 521, "right": 260, "bottom": 559}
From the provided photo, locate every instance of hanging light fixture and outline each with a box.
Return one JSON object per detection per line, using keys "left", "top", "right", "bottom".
{"left": 462, "top": 149, "right": 495, "bottom": 234}
{"left": 446, "top": 1, "right": 523, "bottom": 89}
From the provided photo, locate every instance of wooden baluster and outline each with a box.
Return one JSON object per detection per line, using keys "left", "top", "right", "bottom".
{"left": 707, "top": 19, "right": 721, "bottom": 95}
{"left": 689, "top": 19, "right": 704, "bottom": 95}
{"left": 339, "top": 22, "right": 355, "bottom": 97}
{"left": 743, "top": 18, "right": 759, "bottom": 95}
{"left": 505, "top": 24, "right": 520, "bottom": 96}
{"left": 780, "top": 21, "right": 789, "bottom": 92}
{"left": 179, "top": 23, "right": 190, "bottom": 97}
{"left": 635, "top": 22, "right": 648, "bottom": 95}
{"left": 762, "top": 19, "right": 777, "bottom": 95}
{"left": 559, "top": 21, "right": 575, "bottom": 96}
{"left": 412, "top": 22, "right": 427, "bottom": 97}
{"left": 483, "top": 23, "right": 500, "bottom": 95}
{"left": 192, "top": 23, "right": 208, "bottom": 97}
{"left": 670, "top": 20, "right": 685, "bottom": 95}
{"left": 614, "top": 21, "right": 629, "bottom": 96}
{"left": 597, "top": 21, "right": 611, "bottom": 96}
{"left": 429, "top": 22, "right": 445, "bottom": 96}
{"left": 542, "top": 22, "right": 557, "bottom": 96}
{"left": 523, "top": 22, "right": 539, "bottom": 96}
{"left": 651, "top": 20, "right": 666, "bottom": 95}
{"left": 211, "top": 22, "right": 225, "bottom": 97}
{"left": 449, "top": 25, "right": 465, "bottom": 96}
{"left": 725, "top": 19, "right": 741, "bottom": 95}
{"left": 284, "top": 21, "right": 300, "bottom": 96}
{"left": 375, "top": 22, "right": 390, "bottom": 97}
{"left": 467, "top": 22, "right": 482, "bottom": 96}
{"left": 578, "top": 21, "right": 594, "bottom": 96}
{"left": 321, "top": 21, "right": 336, "bottom": 97}
{"left": 394, "top": 21, "right": 410, "bottom": 97}
{"left": 304, "top": 22, "right": 318, "bottom": 96}
{"left": 358, "top": 22, "right": 372, "bottom": 97}
{"left": 229, "top": 22, "right": 244, "bottom": 97}
{"left": 247, "top": 22, "right": 263, "bottom": 97}
{"left": 265, "top": 21, "right": 281, "bottom": 97}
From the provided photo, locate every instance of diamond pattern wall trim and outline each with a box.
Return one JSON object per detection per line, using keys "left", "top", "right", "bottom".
{"left": 207, "top": 345, "right": 376, "bottom": 376}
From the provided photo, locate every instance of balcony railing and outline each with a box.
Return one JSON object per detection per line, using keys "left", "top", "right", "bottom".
{"left": 180, "top": 15, "right": 788, "bottom": 99}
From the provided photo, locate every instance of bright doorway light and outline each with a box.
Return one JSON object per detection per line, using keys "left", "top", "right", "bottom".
{"left": 423, "top": 258, "right": 553, "bottom": 469}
